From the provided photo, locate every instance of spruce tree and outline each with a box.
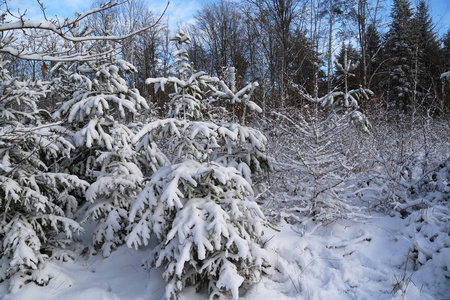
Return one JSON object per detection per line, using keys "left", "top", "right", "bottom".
{"left": 384, "top": 0, "right": 415, "bottom": 113}
{"left": 335, "top": 42, "right": 361, "bottom": 91}
{"left": 52, "top": 45, "right": 151, "bottom": 257}
{"left": 412, "top": 0, "right": 441, "bottom": 110}
{"left": 441, "top": 29, "right": 450, "bottom": 112}
{"left": 365, "top": 23, "right": 383, "bottom": 93}
{"left": 0, "top": 58, "right": 88, "bottom": 292}
{"left": 126, "top": 29, "right": 268, "bottom": 300}
{"left": 146, "top": 29, "right": 215, "bottom": 121}
{"left": 443, "top": 29, "right": 450, "bottom": 72}
{"left": 290, "top": 29, "right": 319, "bottom": 97}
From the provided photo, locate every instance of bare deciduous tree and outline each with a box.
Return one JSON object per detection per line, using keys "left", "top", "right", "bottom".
{"left": 0, "top": 0, "right": 168, "bottom": 62}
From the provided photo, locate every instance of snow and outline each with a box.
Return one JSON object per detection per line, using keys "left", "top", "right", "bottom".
{"left": 2, "top": 208, "right": 448, "bottom": 300}
{"left": 440, "top": 71, "right": 450, "bottom": 79}
{"left": 216, "top": 260, "right": 244, "bottom": 300}
{"left": 0, "top": 246, "right": 165, "bottom": 300}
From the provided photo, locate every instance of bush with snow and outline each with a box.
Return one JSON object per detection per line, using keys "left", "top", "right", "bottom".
{"left": 399, "top": 159, "right": 449, "bottom": 271}
{"left": 263, "top": 48, "right": 372, "bottom": 226}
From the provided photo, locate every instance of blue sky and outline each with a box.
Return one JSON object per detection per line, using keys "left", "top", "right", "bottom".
{"left": 3, "top": 0, "right": 449, "bottom": 37}
{"left": 3, "top": 0, "right": 208, "bottom": 26}
{"left": 427, "top": 0, "right": 450, "bottom": 36}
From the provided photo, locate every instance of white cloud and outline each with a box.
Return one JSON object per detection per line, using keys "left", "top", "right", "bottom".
{"left": 165, "top": 0, "right": 201, "bottom": 23}
{"left": 144, "top": 0, "right": 202, "bottom": 30}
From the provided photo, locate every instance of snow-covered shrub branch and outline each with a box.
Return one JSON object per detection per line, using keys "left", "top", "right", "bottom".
{"left": 354, "top": 114, "right": 450, "bottom": 213}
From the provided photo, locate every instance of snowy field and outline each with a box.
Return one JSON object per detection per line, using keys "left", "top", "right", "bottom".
{"left": 1, "top": 208, "right": 448, "bottom": 300}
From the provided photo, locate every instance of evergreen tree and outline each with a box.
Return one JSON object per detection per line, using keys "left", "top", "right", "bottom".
{"left": 443, "top": 29, "right": 450, "bottom": 72}
{"left": 146, "top": 30, "right": 215, "bottom": 121}
{"left": 365, "top": 23, "right": 383, "bottom": 93}
{"left": 334, "top": 42, "right": 361, "bottom": 91}
{"left": 52, "top": 47, "right": 151, "bottom": 257}
{"left": 0, "top": 58, "right": 88, "bottom": 292}
{"left": 126, "top": 29, "right": 268, "bottom": 300}
{"left": 289, "top": 29, "right": 319, "bottom": 98}
{"left": 384, "top": 0, "right": 415, "bottom": 113}
{"left": 411, "top": 0, "right": 441, "bottom": 110}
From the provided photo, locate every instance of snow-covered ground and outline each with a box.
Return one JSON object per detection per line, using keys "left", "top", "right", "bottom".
{"left": 2, "top": 209, "right": 448, "bottom": 300}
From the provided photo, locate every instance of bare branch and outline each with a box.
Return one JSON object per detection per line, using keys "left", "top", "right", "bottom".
{"left": 37, "top": 0, "right": 49, "bottom": 22}
{"left": 0, "top": 1, "right": 170, "bottom": 61}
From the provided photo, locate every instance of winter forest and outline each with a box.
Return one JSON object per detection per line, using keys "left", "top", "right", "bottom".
{"left": 0, "top": 0, "right": 449, "bottom": 299}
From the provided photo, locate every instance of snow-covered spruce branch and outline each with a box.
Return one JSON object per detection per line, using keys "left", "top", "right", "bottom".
{"left": 82, "top": 151, "right": 145, "bottom": 257}
{"left": 53, "top": 61, "right": 149, "bottom": 151}
{"left": 133, "top": 118, "right": 267, "bottom": 173}
{"left": 0, "top": 126, "right": 73, "bottom": 177}
{"left": 293, "top": 82, "right": 373, "bottom": 109}
{"left": 0, "top": 122, "right": 64, "bottom": 144}
{"left": 126, "top": 160, "right": 268, "bottom": 300}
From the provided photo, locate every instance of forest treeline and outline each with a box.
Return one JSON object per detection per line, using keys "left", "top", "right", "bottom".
{"left": 6, "top": 0, "right": 450, "bottom": 116}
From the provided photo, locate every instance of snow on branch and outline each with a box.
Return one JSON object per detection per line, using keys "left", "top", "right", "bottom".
{"left": 0, "top": 46, "right": 117, "bottom": 62}
{"left": 0, "top": 1, "right": 169, "bottom": 62}
{"left": 441, "top": 71, "right": 450, "bottom": 80}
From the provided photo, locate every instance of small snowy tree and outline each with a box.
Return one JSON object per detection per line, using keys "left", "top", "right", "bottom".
{"left": 52, "top": 47, "right": 151, "bottom": 257}
{"left": 266, "top": 48, "right": 372, "bottom": 225}
{"left": 0, "top": 58, "right": 88, "bottom": 292}
{"left": 146, "top": 29, "right": 216, "bottom": 121}
{"left": 127, "top": 160, "right": 266, "bottom": 299}
{"left": 210, "top": 67, "right": 261, "bottom": 125}
{"left": 127, "top": 29, "right": 268, "bottom": 300}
